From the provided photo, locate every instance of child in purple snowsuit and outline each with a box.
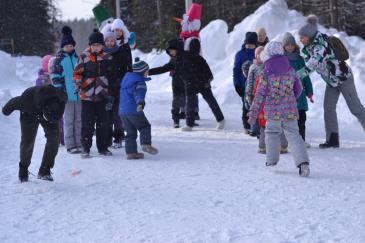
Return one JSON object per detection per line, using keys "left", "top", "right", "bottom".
{"left": 248, "top": 41, "right": 310, "bottom": 177}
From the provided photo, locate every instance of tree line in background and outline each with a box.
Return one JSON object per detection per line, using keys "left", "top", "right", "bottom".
{"left": 1, "top": 0, "right": 365, "bottom": 55}
{"left": 0, "top": 0, "right": 57, "bottom": 56}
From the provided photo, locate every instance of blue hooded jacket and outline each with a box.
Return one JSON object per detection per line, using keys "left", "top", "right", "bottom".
{"left": 233, "top": 46, "right": 255, "bottom": 87}
{"left": 51, "top": 50, "right": 79, "bottom": 102}
{"left": 119, "top": 72, "right": 150, "bottom": 115}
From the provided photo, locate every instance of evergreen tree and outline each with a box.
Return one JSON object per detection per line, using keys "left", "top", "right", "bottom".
{"left": 0, "top": 0, "right": 57, "bottom": 56}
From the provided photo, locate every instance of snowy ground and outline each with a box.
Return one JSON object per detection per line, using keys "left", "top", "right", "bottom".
{"left": 1, "top": 0, "right": 365, "bottom": 242}
{"left": 1, "top": 89, "right": 365, "bottom": 243}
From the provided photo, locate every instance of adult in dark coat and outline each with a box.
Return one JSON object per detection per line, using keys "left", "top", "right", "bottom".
{"left": 2, "top": 85, "right": 67, "bottom": 182}
{"left": 163, "top": 39, "right": 224, "bottom": 130}
{"left": 102, "top": 29, "right": 132, "bottom": 147}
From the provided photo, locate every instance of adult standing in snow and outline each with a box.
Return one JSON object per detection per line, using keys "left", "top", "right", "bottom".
{"left": 248, "top": 41, "right": 310, "bottom": 177}
{"left": 110, "top": 19, "right": 133, "bottom": 147}
{"left": 179, "top": 3, "right": 203, "bottom": 122}
{"left": 233, "top": 32, "right": 258, "bottom": 132}
{"left": 257, "top": 27, "right": 269, "bottom": 47}
{"left": 52, "top": 26, "right": 81, "bottom": 154}
{"left": 2, "top": 85, "right": 67, "bottom": 182}
{"left": 101, "top": 24, "right": 131, "bottom": 148}
{"left": 298, "top": 15, "right": 365, "bottom": 148}
{"left": 176, "top": 39, "right": 225, "bottom": 131}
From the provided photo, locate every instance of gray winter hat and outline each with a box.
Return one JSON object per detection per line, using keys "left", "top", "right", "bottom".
{"left": 298, "top": 15, "right": 318, "bottom": 38}
{"left": 282, "top": 32, "right": 296, "bottom": 47}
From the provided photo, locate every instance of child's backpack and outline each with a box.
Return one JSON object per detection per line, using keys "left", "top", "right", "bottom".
{"left": 325, "top": 34, "right": 349, "bottom": 61}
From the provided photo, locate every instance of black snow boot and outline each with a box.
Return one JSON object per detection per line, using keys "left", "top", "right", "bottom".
{"left": 81, "top": 147, "right": 91, "bottom": 158}
{"left": 18, "top": 163, "right": 29, "bottom": 183}
{"left": 319, "top": 133, "right": 339, "bottom": 149}
{"left": 37, "top": 166, "right": 53, "bottom": 181}
{"left": 99, "top": 149, "right": 113, "bottom": 156}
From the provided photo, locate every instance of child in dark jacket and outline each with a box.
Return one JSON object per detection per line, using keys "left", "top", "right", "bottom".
{"left": 119, "top": 58, "right": 158, "bottom": 160}
{"left": 163, "top": 39, "right": 224, "bottom": 131}
{"left": 248, "top": 41, "right": 310, "bottom": 177}
{"left": 233, "top": 32, "right": 258, "bottom": 132}
{"left": 149, "top": 56, "right": 185, "bottom": 128}
{"left": 73, "top": 30, "right": 114, "bottom": 158}
{"left": 149, "top": 39, "right": 199, "bottom": 128}
{"left": 2, "top": 85, "right": 67, "bottom": 182}
{"left": 282, "top": 32, "right": 313, "bottom": 146}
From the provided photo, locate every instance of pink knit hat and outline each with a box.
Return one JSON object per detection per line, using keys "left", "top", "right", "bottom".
{"left": 41, "top": 55, "right": 53, "bottom": 72}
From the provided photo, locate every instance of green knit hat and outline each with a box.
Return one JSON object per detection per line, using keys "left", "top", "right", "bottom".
{"left": 92, "top": 5, "right": 114, "bottom": 29}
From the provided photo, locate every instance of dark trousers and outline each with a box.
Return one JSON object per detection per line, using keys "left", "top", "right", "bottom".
{"left": 121, "top": 114, "right": 151, "bottom": 154}
{"left": 81, "top": 100, "right": 109, "bottom": 152}
{"left": 108, "top": 99, "right": 124, "bottom": 144}
{"left": 186, "top": 88, "right": 224, "bottom": 127}
{"left": 20, "top": 113, "right": 59, "bottom": 172}
{"left": 241, "top": 97, "right": 250, "bottom": 130}
{"left": 171, "top": 90, "right": 185, "bottom": 122}
{"left": 298, "top": 110, "right": 307, "bottom": 141}
{"left": 171, "top": 82, "right": 198, "bottom": 123}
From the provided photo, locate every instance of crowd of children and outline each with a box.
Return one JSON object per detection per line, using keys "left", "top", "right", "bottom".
{"left": 3, "top": 8, "right": 365, "bottom": 182}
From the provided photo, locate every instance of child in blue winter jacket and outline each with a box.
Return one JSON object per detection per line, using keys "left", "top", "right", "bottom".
{"left": 51, "top": 26, "right": 81, "bottom": 154}
{"left": 119, "top": 58, "right": 158, "bottom": 160}
{"left": 233, "top": 32, "right": 258, "bottom": 132}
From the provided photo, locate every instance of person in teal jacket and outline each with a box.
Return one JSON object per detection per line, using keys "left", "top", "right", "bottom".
{"left": 51, "top": 26, "right": 82, "bottom": 154}
{"left": 283, "top": 32, "right": 313, "bottom": 143}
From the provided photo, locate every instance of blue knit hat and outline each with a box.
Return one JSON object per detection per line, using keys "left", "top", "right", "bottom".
{"left": 60, "top": 26, "right": 76, "bottom": 48}
{"left": 244, "top": 32, "right": 258, "bottom": 46}
{"left": 133, "top": 57, "right": 149, "bottom": 74}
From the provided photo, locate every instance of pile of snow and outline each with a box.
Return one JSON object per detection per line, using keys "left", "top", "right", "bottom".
{"left": 0, "top": 51, "right": 40, "bottom": 104}
{"left": 135, "top": 0, "right": 365, "bottom": 126}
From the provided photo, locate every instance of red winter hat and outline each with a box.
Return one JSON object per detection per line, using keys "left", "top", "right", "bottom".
{"left": 187, "top": 3, "right": 202, "bottom": 21}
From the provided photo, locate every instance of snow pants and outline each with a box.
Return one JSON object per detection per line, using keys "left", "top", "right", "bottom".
{"left": 81, "top": 100, "right": 109, "bottom": 152}
{"left": 259, "top": 126, "right": 288, "bottom": 150}
{"left": 121, "top": 114, "right": 151, "bottom": 154}
{"left": 324, "top": 74, "right": 365, "bottom": 140}
{"left": 265, "top": 119, "right": 309, "bottom": 167}
{"left": 64, "top": 101, "right": 82, "bottom": 150}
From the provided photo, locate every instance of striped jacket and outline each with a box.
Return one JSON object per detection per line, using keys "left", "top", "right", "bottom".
{"left": 73, "top": 48, "right": 113, "bottom": 102}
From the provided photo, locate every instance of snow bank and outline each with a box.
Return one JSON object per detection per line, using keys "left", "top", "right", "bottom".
{"left": 0, "top": 51, "right": 40, "bottom": 101}
{"left": 134, "top": 0, "right": 365, "bottom": 126}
